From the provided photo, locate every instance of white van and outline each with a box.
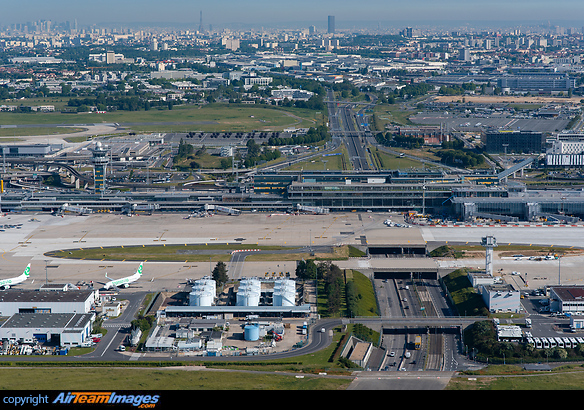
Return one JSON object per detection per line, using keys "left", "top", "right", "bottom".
{"left": 405, "top": 351, "right": 411, "bottom": 359}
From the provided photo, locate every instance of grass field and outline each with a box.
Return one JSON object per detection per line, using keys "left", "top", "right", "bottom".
{"left": 46, "top": 243, "right": 298, "bottom": 263}
{"left": 373, "top": 103, "right": 417, "bottom": 128}
{"left": 347, "top": 270, "right": 379, "bottom": 316}
{"left": 0, "top": 126, "right": 86, "bottom": 137}
{"left": 373, "top": 148, "right": 430, "bottom": 170}
{"left": 447, "top": 364, "right": 584, "bottom": 390}
{"left": 46, "top": 243, "right": 350, "bottom": 263}
{"left": 0, "top": 366, "right": 350, "bottom": 390}
{"left": 0, "top": 103, "right": 318, "bottom": 134}
{"left": 283, "top": 145, "right": 351, "bottom": 171}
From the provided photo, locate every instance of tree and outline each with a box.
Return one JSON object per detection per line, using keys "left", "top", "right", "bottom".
{"left": 212, "top": 261, "right": 229, "bottom": 287}
{"left": 295, "top": 259, "right": 317, "bottom": 280}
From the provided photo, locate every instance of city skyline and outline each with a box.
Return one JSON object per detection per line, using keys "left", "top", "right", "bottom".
{"left": 3, "top": 0, "right": 584, "bottom": 30}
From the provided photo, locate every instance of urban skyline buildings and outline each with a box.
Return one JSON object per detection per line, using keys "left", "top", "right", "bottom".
{"left": 3, "top": 0, "right": 584, "bottom": 31}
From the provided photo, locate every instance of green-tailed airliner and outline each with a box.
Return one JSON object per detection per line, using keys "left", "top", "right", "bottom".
{"left": 103, "top": 262, "right": 143, "bottom": 290}
{"left": 0, "top": 264, "right": 31, "bottom": 290}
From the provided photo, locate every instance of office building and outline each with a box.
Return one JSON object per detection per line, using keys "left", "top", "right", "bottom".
{"left": 498, "top": 72, "right": 576, "bottom": 93}
{"left": 484, "top": 130, "right": 544, "bottom": 154}
{"left": 328, "top": 16, "right": 335, "bottom": 34}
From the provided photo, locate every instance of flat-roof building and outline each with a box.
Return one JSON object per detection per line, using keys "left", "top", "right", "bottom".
{"left": 549, "top": 286, "right": 584, "bottom": 315}
{"left": 0, "top": 313, "right": 93, "bottom": 347}
{"left": 478, "top": 283, "right": 520, "bottom": 313}
{"left": 0, "top": 290, "right": 96, "bottom": 317}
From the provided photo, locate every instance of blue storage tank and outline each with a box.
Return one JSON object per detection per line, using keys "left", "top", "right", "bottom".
{"left": 244, "top": 324, "right": 260, "bottom": 341}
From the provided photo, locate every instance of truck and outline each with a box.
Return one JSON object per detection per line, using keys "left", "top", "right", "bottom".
{"left": 414, "top": 336, "right": 422, "bottom": 350}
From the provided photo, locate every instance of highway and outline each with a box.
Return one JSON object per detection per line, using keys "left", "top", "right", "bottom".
{"left": 326, "top": 89, "right": 373, "bottom": 171}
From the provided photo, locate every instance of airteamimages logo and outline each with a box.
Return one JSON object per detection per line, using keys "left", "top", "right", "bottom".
{"left": 52, "top": 392, "right": 159, "bottom": 408}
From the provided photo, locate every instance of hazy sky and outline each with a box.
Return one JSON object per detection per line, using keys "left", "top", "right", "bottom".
{"left": 3, "top": 0, "right": 584, "bottom": 28}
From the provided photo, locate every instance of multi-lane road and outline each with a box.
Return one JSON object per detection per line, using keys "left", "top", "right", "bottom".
{"left": 326, "top": 89, "right": 373, "bottom": 171}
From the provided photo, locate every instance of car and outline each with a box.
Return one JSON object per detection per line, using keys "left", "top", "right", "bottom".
{"left": 389, "top": 351, "right": 395, "bottom": 357}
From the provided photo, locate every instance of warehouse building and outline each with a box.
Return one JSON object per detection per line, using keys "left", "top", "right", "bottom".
{"left": 0, "top": 313, "right": 93, "bottom": 347}
{"left": 0, "top": 290, "right": 96, "bottom": 317}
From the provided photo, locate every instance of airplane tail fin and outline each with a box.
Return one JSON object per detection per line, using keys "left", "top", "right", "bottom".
{"left": 23, "top": 264, "right": 31, "bottom": 278}
{"left": 137, "top": 262, "right": 143, "bottom": 276}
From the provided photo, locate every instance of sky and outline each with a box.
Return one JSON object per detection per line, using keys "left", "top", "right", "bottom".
{"left": 3, "top": 0, "right": 584, "bottom": 29}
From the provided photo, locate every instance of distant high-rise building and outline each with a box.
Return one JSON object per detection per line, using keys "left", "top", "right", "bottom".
{"left": 328, "top": 15, "right": 335, "bottom": 34}
{"left": 199, "top": 10, "right": 204, "bottom": 33}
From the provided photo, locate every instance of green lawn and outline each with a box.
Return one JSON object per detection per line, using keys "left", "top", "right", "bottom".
{"left": 0, "top": 366, "right": 350, "bottom": 390}
{"left": 374, "top": 148, "right": 430, "bottom": 170}
{"left": 447, "top": 364, "right": 584, "bottom": 390}
{"left": 373, "top": 103, "right": 416, "bottom": 128}
{"left": 348, "top": 270, "right": 379, "bottom": 316}
{"left": 0, "top": 104, "right": 318, "bottom": 133}
{"left": 45, "top": 243, "right": 297, "bottom": 263}
{"left": 0, "top": 126, "right": 86, "bottom": 137}
{"left": 283, "top": 145, "right": 351, "bottom": 171}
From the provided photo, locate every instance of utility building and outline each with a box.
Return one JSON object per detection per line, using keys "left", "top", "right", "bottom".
{"left": 478, "top": 283, "right": 521, "bottom": 313}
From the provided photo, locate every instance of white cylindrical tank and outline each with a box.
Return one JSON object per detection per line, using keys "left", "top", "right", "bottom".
{"left": 189, "top": 277, "right": 216, "bottom": 306}
{"left": 236, "top": 278, "right": 261, "bottom": 307}
{"left": 273, "top": 279, "right": 296, "bottom": 306}
{"left": 189, "top": 288, "right": 214, "bottom": 306}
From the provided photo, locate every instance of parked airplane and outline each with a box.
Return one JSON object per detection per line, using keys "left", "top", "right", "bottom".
{"left": 102, "top": 263, "right": 143, "bottom": 290}
{"left": 0, "top": 264, "right": 31, "bottom": 290}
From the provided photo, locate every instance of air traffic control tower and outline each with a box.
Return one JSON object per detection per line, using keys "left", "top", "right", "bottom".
{"left": 481, "top": 235, "right": 497, "bottom": 276}
{"left": 91, "top": 142, "right": 109, "bottom": 194}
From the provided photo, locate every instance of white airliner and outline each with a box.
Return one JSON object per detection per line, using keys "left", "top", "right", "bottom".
{"left": 0, "top": 264, "right": 31, "bottom": 290}
{"left": 103, "top": 263, "right": 143, "bottom": 290}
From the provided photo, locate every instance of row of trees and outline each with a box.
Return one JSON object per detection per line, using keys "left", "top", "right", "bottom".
{"left": 67, "top": 94, "right": 172, "bottom": 112}
{"left": 465, "top": 320, "right": 584, "bottom": 363}
{"left": 374, "top": 132, "right": 425, "bottom": 149}
{"left": 267, "top": 125, "right": 329, "bottom": 146}
{"left": 243, "top": 139, "right": 281, "bottom": 168}
{"left": 436, "top": 148, "right": 485, "bottom": 168}
{"left": 296, "top": 260, "right": 345, "bottom": 316}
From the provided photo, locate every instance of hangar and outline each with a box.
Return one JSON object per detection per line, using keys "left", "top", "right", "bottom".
{"left": 0, "top": 313, "right": 94, "bottom": 347}
{"left": 0, "top": 289, "right": 96, "bottom": 317}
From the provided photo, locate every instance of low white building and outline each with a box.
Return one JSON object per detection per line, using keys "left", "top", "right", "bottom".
{"left": 103, "top": 302, "right": 122, "bottom": 317}
{"left": 478, "top": 284, "right": 521, "bottom": 313}
{"left": 271, "top": 88, "right": 314, "bottom": 101}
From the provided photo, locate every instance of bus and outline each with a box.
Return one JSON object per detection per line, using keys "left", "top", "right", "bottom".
{"left": 414, "top": 336, "right": 422, "bottom": 350}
